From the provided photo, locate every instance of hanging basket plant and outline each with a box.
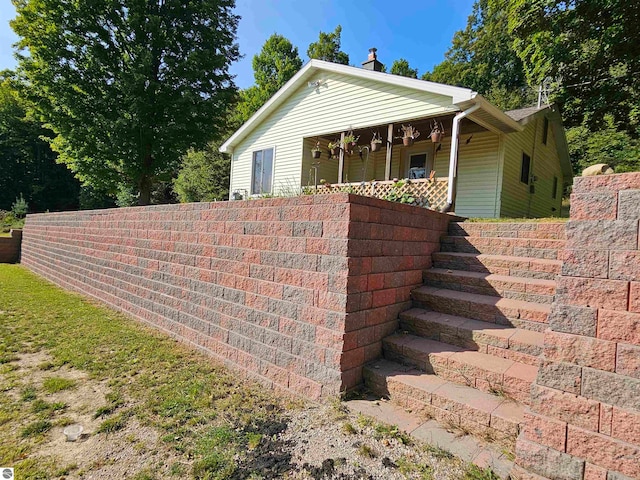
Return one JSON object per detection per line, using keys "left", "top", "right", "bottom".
{"left": 400, "top": 124, "right": 420, "bottom": 146}
{"left": 342, "top": 131, "right": 359, "bottom": 156}
{"left": 311, "top": 141, "right": 322, "bottom": 159}
{"left": 430, "top": 120, "right": 445, "bottom": 143}
{"left": 370, "top": 131, "right": 383, "bottom": 152}
{"left": 328, "top": 140, "right": 341, "bottom": 157}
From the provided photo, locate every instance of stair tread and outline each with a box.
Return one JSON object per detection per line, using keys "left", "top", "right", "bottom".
{"left": 385, "top": 332, "right": 538, "bottom": 380}
{"left": 432, "top": 251, "right": 562, "bottom": 267}
{"left": 400, "top": 308, "right": 545, "bottom": 348}
{"left": 413, "top": 285, "right": 551, "bottom": 312}
{"left": 366, "top": 358, "right": 526, "bottom": 422}
{"left": 426, "top": 268, "right": 556, "bottom": 287}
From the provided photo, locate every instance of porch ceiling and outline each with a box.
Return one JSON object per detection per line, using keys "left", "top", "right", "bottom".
{"left": 308, "top": 114, "right": 490, "bottom": 147}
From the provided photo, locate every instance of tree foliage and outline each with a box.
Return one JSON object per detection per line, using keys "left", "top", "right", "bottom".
{"left": 390, "top": 59, "right": 418, "bottom": 79}
{"left": 252, "top": 34, "right": 303, "bottom": 98}
{"left": 11, "top": 0, "right": 240, "bottom": 205}
{"left": 423, "top": 0, "right": 534, "bottom": 110}
{"left": 230, "top": 33, "right": 302, "bottom": 128}
{"left": 173, "top": 141, "right": 230, "bottom": 203}
{"left": 307, "top": 25, "right": 349, "bottom": 65}
{"left": 0, "top": 70, "right": 79, "bottom": 212}
{"left": 508, "top": 0, "right": 640, "bottom": 132}
{"left": 508, "top": 0, "right": 640, "bottom": 173}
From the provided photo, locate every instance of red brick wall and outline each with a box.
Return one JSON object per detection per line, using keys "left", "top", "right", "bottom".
{"left": 21, "top": 194, "right": 451, "bottom": 399}
{"left": 515, "top": 173, "right": 640, "bottom": 480}
{"left": 0, "top": 229, "right": 22, "bottom": 263}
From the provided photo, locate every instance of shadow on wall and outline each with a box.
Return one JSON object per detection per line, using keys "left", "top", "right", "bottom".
{"left": 0, "top": 229, "right": 22, "bottom": 263}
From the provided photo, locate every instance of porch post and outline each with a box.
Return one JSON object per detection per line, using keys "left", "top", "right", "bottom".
{"left": 338, "top": 131, "right": 345, "bottom": 183}
{"left": 385, "top": 123, "right": 393, "bottom": 180}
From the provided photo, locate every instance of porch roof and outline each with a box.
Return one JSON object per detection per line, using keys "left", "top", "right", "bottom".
{"left": 220, "top": 60, "right": 524, "bottom": 153}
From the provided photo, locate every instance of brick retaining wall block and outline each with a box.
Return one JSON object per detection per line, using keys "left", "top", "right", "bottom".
{"left": 0, "top": 229, "right": 22, "bottom": 263}
{"left": 21, "top": 194, "right": 454, "bottom": 399}
{"left": 515, "top": 173, "right": 640, "bottom": 480}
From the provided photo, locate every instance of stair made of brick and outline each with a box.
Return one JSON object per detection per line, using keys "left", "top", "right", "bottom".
{"left": 363, "top": 221, "right": 567, "bottom": 453}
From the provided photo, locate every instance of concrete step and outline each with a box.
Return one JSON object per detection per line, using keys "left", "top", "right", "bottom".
{"left": 411, "top": 286, "right": 550, "bottom": 332}
{"left": 432, "top": 251, "right": 561, "bottom": 280}
{"left": 346, "top": 399, "right": 514, "bottom": 479}
{"left": 383, "top": 333, "right": 537, "bottom": 404}
{"left": 398, "top": 308, "right": 543, "bottom": 366}
{"left": 422, "top": 268, "right": 556, "bottom": 305}
{"left": 440, "top": 235, "right": 565, "bottom": 260}
{"left": 364, "top": 358, "right": 525, "bottom": 449}
{"left": 448, "top": 222, "right": 566, "bottom": 240}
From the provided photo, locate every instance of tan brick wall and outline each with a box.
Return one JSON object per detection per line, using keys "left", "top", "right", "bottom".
{"left": 21, "top": 194, "right": 452, "bottom": 399}
{"left": 515, "top": 173, "right": 640, "bottom": 480}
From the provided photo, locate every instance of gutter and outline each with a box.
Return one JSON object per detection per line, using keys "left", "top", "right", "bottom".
{"left": 443, "top": 104, "right": 481, "bottom": 213}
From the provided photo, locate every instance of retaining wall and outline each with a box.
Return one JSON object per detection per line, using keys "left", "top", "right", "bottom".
{"left": 21, "top": 194, "right": 452, "bottom": 398}
{"left": 0, "top": 229, "right": 22, "bottom": 263}
{"left": 514, "top": 172, "right": 640, "bottom": 480}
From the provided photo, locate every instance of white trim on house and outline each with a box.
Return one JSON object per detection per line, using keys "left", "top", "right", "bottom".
{"left": 220, "top": 60, "right": 524, "bottom": 154}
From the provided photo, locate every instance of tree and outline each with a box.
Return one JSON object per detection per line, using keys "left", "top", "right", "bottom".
{"left": 390, "top": 59, "right": 418, "bottom": 78}
{"left": 173, "top": 141, "right": 230, "bottom": 202}
{"left": 508, "top": 0, "right": 640, "bottom": 133}
{"left": 11, "top": 0, "right": 240, "bottom": 205}
{"left": 423, "top": 0, "right": 534, "bottom": 110}
{"left": 566, "top": 115, "right": 640, "bottom": 175}
{"left": 307, "top": 25, "right": 349, "bottom": 65}
{"left": 0, "top": 70, "right": 80, "bottom": 212}
{"left": 230, "top": 33, "right": 303, "bottom": 128}
{"left": 253, "top": 34, "right": 303, "bottom": 98}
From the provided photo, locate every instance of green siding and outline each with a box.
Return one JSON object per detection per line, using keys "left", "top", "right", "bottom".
{"left": 500, "top": 116, "right": 564, "bottom": 218}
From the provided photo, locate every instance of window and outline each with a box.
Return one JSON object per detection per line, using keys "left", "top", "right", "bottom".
{"left": 542, "top": 117, "right": 549, "bottom": 145}
{"left": 251, "top": 148, "right": 274, "bottom": 195}
{"left": 552, "top": 176, "right": 558, "bottom": 199}
{"left": 408, "top": 153, "right": 427, "bottom": 179}
{"left": 520, "top": 153, "right": 531, "bottom": 184}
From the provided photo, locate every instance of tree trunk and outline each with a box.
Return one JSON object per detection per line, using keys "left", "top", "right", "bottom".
{"left": 138, "top": 150, "right": 153, "bottom": 206}
{"left": 138, "top": 175, "right": 152, "bottom": 205}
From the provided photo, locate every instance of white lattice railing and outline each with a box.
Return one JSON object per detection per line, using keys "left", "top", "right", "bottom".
{"left": 308, "top": 178, "right": 449, "bottom": 211}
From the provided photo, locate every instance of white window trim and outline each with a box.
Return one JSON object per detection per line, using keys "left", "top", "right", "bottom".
{"left": 250, "top": 146, "right": 277, "bottom": 196}
{"left": 404, "top": 149, "right": 432, "bottom": 178}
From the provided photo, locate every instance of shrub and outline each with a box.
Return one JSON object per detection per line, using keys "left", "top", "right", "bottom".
{"left": 11, "top": 194, "right": 28, "bottom": 218}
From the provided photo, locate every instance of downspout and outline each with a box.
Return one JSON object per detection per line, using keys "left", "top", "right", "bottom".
{"left": 443, "top": 104, "right": 481, "bottom": 213}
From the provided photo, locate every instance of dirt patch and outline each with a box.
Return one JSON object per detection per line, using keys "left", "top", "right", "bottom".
{"left": 8, "top": 350, "right": 184, "bottom": 479}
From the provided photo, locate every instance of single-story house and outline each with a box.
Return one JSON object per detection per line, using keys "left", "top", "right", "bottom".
{"left": 221, "top": 49, "right": 572, "bottom": 218}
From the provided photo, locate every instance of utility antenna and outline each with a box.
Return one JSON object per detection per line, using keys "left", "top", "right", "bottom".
{"left": 537, "top": 76, "right": 555, "bottom": 108}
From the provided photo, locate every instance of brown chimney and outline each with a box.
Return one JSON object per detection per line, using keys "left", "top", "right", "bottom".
{"left": 362, "top": 48, "right": 383, "bottom": 72}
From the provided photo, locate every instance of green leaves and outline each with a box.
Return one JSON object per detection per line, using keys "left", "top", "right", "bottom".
{"left": 11, "top": 0, "right": 240, "bottom": 204}
{"left": 307, "top": 25, "right": 349, "bottom": 65}
{"left": 390, "top": 59, "right": 418, "bottom": 79}
{"left": 423, "top": 0, "right": 534, "bottom": 110}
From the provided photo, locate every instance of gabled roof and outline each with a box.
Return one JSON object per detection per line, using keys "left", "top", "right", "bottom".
{"left": 506, "top": 104, "right": 572, "bottom": 180}
{"left": 220, "top": 60, "right": 524, "bottom": 153}
{"left": 505, "top": 105, "right": 550, "bottom": 122}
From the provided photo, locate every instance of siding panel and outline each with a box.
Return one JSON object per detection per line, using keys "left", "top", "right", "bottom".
{"left": 500, "top": 116, "right": 564, "bottom": 218}
{"left": 230, "top": 72, "right": 457, "bottom": 196}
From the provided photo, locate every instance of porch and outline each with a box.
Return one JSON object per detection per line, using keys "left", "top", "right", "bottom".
{"left": 300, "top": 110, "right": 491, "bottom": 213}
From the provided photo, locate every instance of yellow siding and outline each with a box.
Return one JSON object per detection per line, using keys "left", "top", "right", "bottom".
{"left": 230, "top": 71, "right": 457, "bottom": 196}
{"left": 453, "top": 132, "right": 501, "bottom": 218}
{"left": 500, "top": 116, "right": 564, "bottom": 218}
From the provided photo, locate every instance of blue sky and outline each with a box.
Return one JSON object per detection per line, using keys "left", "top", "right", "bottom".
{"left": 0, "top": 0, "right": 476, "bottom": 89}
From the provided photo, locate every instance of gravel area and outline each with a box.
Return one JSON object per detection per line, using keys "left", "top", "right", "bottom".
{"left": 271, "top": 401, "right": 470, "bottom": 479}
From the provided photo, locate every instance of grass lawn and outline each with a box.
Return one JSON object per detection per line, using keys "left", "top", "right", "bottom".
{"left": 0, "top": 265, "right": 498, "bottom": 479}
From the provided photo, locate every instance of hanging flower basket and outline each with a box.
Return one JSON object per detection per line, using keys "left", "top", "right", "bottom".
{"left": 430, "top": 120, "right": 445, "bottom": 143}
{"left": 371, "top": 131, "right": 383, "bottom": 152}
{"left": 400, "top": 124, "right": 420, "bottom": 147}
